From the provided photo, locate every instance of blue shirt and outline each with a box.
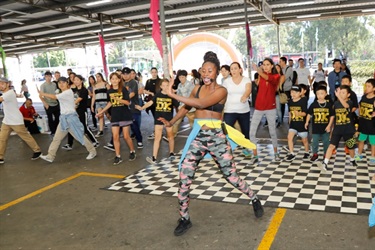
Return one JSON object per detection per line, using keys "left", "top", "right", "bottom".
{"left": 327, "top": 70, "right": 346, "bottom": 100}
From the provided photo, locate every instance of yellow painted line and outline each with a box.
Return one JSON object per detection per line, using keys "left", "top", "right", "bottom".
{"left": 0, "top": 172, "right": 124, "bottom": 212}
{"left": 257, "top": 208, "right": 287, "bottom": 250}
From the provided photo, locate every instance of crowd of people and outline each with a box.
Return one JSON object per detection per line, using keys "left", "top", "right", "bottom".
{"left": 1, "top": 53, "right": 374, "bottom": 236}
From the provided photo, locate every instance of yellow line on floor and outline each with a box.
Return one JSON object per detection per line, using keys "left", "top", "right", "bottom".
{"left": 0, "top": 172, "right": 124, "bottom": 212}
{"left": 257, "top": 208, "right": 287, "bottom": 250}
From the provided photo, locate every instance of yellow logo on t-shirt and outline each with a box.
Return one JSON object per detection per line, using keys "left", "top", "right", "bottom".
{"left": 359, "top": 102, "right": 374, "bottom": 120}
{"left": 155, "top": 97, "right": 172, "bottom": 112}
{"left": 290, "top": 106, "right": 304, "bottom": 121}
{"left": 313, "top": 108, "right": 329, "bottom": 123}
{"left": 335, "top": 108, "right": 350, "bottom": 125}
{"left": 109, "top": 92, "right": 123, "bottom": 107}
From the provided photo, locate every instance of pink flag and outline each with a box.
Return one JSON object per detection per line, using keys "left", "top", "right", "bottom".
{"left": 246, "top": 21, "right": 253, "bottom": 58}
{"left": 98, "top": 33, "right": 108, "bottom": 78}
{"left": 149, "top": 0, "right": 163, "bottom": 57}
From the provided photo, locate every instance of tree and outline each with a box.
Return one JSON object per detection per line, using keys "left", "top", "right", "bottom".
{"left": 33, "top": 50, "right": 66, "bottom": 68}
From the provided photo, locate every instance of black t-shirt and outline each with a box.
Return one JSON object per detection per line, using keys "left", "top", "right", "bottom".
{"left": 358, "top": 94, "right": 375, "bottom": 135}
{"left": 308, "top": 100, "right": 334, "bottom": 134}
{"left": 153, "top": 92, "right": 179, "bottom": 125}
{"left": 145, "top": 78, "right": 161, "bottom": 94}
{"left": 107, "top": 88, "right": 132, "bottom": 123}
{"left": 288, "top": 98, "right": 308, "bottom": 132}
{"left": 349, "top": 90, "right": 359, "bottom": 109}
{"left": 332, "top": 100, "right": 355, "bottom": 135}
{"left": 124, "top": 79, "right": 140, "bottom": 114}
{"left": 75, "top": 87, "right": 88, "bottom": 114}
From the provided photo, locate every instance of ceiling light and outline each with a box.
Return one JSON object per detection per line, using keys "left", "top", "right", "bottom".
{"left": 288, "top": 1, "right": 314, "bottom": 7}
{"left": 210, "top": 11, "right": 234, "bottom": 16}
{"left": 69, "top": 15, "right": 91, "bottom": 23}
{"left": 179, "top": 27, "right": 199, "bottom": 32}
{"left": 86, "top": 0, "right": 112, "bottom": 6}
{"left": 297, "top": 14, "right": 321, "bottom": 19}
{"left": 229, "top": 22, "right": 245, "bottom": 26}
{"left": 126, "top": 34, "right": 143, "bottom": 39}
{"left": 362, "top": 8, "right": 375, "bottom": 13}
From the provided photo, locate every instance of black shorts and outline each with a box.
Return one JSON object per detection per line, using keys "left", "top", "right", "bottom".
{"left": 330, "top": 133, "right": 355, "bottom": 148}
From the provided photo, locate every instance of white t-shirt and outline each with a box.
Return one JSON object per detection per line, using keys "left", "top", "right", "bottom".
{"left": 222, "top": 76, "right": 251, "bottom": 113}
{"left": 296, "top": 67, "right": 311, "bottom": 85}
{"left": 313, "top": 70, "right": 326, "bottom": 82}
{"left": 56, "top": 89, "right": 76, "bottom": 115}
{"left": 2, "top": 90, "right": 24, "bottom": 125}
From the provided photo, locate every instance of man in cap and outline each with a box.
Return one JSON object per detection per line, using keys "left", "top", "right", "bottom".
{"left": 0, "top": 77, "right": 42, "bottom": 164}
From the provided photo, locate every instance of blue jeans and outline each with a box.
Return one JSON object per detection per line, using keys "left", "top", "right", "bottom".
{"left": 223, "top": 112, "right": 250, "bottom": 139}
{"left": 312, "top": 133, "right": 330, "bottom": 155}
{"left": 131, "top": 113, "right": 143, "bottom": 143}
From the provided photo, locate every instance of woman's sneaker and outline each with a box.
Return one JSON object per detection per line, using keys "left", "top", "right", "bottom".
{"left": 146, "top": 156, "right": 157, "bottom": 164}
{"left": 285, "top": 153, "right": 296, "bottom": 162}
{"left": 174, "top": 218, "right": 192, "bottom": 236}
{"left": 61, "top": 144, "right": 73, "bottom": 150}
{"left": 252, "top": 198, "right": 264, "bottom": 218}
{"left": 129, "top": 151, "right": 136, "bottom": 161}
{"left": 95, "top": 131, "right": 103, "bottom": 138}
{"left": 31, "top": 152, "right": 42, "bottom": 160}
{"left": 168, "top": 152, "right": 176, "bottom": 160}
{"left": 113, "top": 156, "right": 123, "bottom": 165}
{"left": 103, "top": 143, "right": 115, "bottom": 151}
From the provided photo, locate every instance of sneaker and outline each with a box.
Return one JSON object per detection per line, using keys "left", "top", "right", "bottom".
{"left": 354, "top": 154, "right": 363, "bottom": 162}
{"left": 61, "top": 144, "right": 73, "bottom": 150}
{"left": 31, "top": 152, "right": 42, "bottom": 160}
{"left": 274, "top": 153, "right": 281, "bottom": 162}
{"left": 162, "top": 136, "right": 169, "bottom": 142}
{"left": 146, "top": 156, "right": 157, "bottom": 164}
{"left": 93, "top": 142, "right": 100, "bottom": 148}
{"left": 131, "top": 134, "right": 136, "bottom": 140}
{"left": 86, "top": 151, "right": 97, "bottom": 160}
{"left": 40, "top": 154, "right": 53, "bottom": 163}
{"left": 90, "top": 126, "right": 98, "bottom": 132}
{"left": 316, "top": 161, "right": 327, "bottom": 171}
{"left": 147, "top": 133, "right": 155, "bottom": 140}
{"left": 303, "top": 152, "right": 310, "bottom": 159}
{"left": 95, "top": 131, "right": 103, "bottom": 138}
{"left": 129, "top": 151, "right": 136, "bottom": 161}
{"left": 281, "top": 146, "right": 289, "bottom": 153}
{"left": 169, "top": 152, "right": 176, "bottom": 160}
{"left": 137, "top": 142, "right": 144, "bottom": 149}
{"left": 350, "top": 160, "right": 357, "bottom": 167}
{"left": 242, "top": 149, "right": 253, "bottom": 158}
{"left": 249, "top": 157, "right": 259, "bottom": 165}
{"left": 285, "top": 153, "right": 295, "bottom": 162}
{"left": 369, "top": 157, "right": 375, "bottom": 166}
{"left": 310, "top": 153, "right": 319, "bottom": 162}
{"left": 103, "top": 143, "right": 115, "bottom": 151}
{"left": 174, "top": 218, "right": 192, "bottom": 236}
{"left": 0, "top": 159, "right": 4, "bottom": 164}
{"left": 252, "top": 198, "right": 264, "bottom": 218}
{"left": 113, "top": 156, "right": 123, "bottom": 165}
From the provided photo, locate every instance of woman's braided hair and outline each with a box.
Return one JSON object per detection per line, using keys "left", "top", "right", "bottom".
{"left": 203, "top": 51, "right": 220, "bottom": 75}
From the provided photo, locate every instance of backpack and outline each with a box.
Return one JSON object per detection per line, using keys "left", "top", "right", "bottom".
{"left": 286, "top": 66, "right": 297, "bottom": 85}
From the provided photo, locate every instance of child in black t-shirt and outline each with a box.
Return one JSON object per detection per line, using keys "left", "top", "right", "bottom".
{"left": 305, "top": 85, "right": 334, "bottom": 162}
{"left": 136, "top": 79, "right": 179, "bottom": 164}
{"left": 317, "top": 85, "right": 357, "bottom": 171}
{"left": 355, "top": 78, "right": 375, "bottom": 166}
{"left": 97, "top": 72, "right": 135, "bottom": 165}
{"left": 285, "top": 85, "right": 309, "bottom": 161}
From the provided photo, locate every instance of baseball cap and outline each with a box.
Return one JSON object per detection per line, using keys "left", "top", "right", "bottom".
{"left": 0, "top": 77, "right": 9, "bottom": 83}
{"left": 291, "top": 85, "right": 301, "bottom": 92}
{"left": 121, "top": 67, "right": 131, "bottom": 74}
{"left": 58, "top": 77, "right": 68, "bottom": 82}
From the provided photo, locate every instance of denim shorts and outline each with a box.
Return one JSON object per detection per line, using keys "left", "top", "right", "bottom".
{"left": 95, "top": 101, "right": 107, "bottom": 110}
{"left": 288, "top": 128, "right": 308, "bottom": 138}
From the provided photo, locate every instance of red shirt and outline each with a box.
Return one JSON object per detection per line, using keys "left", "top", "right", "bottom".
{"left": 19, "top": 105, "right": 36, "bottom": 119}
{"left": 255, "top": 73, "right": 280, "bottom": 111}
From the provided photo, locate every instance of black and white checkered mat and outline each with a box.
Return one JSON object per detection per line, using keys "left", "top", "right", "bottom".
{"left": 103, "top": 145, "right": 375, "bottom": 215}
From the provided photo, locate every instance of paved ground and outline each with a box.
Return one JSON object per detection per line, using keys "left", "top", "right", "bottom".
{"left": 0, "top": 102, "right": 374, "bottom": 250}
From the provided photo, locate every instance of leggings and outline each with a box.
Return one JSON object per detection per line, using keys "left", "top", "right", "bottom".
{"left": 178, "top": 128, "right": 255, "bottom": 220}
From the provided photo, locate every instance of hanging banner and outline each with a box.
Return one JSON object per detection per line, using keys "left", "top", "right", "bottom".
{"left": 0, "top": 46, "right": 7, "bottom": 77}
{"left": 245, "top": 21, "right": 253, "bottom": 58}
{"left": 149, "top": 0, "right": 163, "bottom": 57}
{"left": 98, "top": 33, "right": 109, "bottom": 78}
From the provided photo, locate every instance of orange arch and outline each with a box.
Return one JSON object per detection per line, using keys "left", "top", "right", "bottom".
{"left": 173, "top": 33, "right": 240, "bottom": 64}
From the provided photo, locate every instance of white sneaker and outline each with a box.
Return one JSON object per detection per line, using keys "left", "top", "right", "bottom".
{"left": 86, "top": 151, "right": 97, "bottom": 160}
{"left": 40, "top": 154, "right": 53, "bottom": 163}
{"left": 316, "top": 161, "right": 327, "bottom": 172}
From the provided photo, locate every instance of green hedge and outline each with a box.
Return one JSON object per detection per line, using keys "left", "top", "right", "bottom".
{"left": 350, "top": 60, "right": 375, "bottom": 85}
